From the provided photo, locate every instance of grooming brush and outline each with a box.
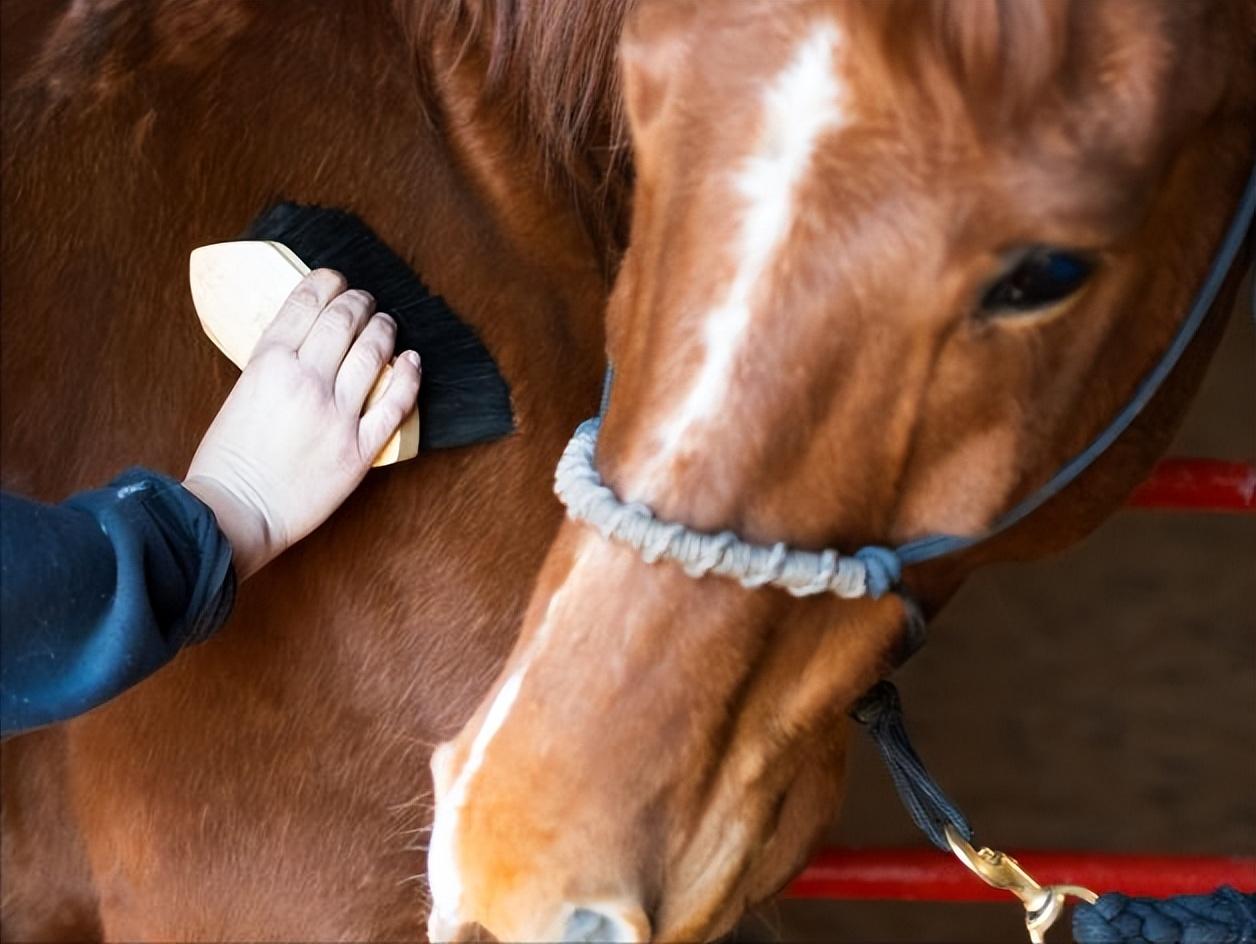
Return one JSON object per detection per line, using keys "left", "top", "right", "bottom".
{"left": 189, "top": 203, "right": 514, "bottom": 465}
{"left": 191, "top": 238, "right": 418, "bottom": 465}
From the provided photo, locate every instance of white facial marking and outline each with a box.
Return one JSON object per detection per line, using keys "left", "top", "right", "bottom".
{"left": 425, "top": 27, "right": 849, "bottom": 922}
{"left": 426, "top": 544, "right": 592, "bottom": 932}
{"left": 427, "top": 669, "right": 525, "bottom": 931}
{"left": 631, "top": 24, "right": 849, "bottom": 497}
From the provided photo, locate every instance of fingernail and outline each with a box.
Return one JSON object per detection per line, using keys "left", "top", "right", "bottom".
{"left": 402, "top": 350, "right": 421, "bottom": 370}
{"left": 378, "top": 312, "right": 396, "bottom": 327}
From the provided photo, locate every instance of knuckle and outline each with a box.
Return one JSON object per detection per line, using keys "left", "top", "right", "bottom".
{"left": 341, "top": 288, "right": 375, "bottom": 312}
{"left": 310, "top": 268, "right": 348, "bottom": 294}
{"left": 377, "top": 402, "right": 403, "bottom": 429}
{"left": 292, "top": 366, "right": 328, "bottom": 396}
{"left": 365, "top": 335, "right": 392, "bottom": 362}
{"left": 250, "top": 345, "right": 291, "bottom": 370}
{"left": 319, "top": 303, "right": 357, "bottom": 332}
{"left": 371, "top": 312, "right": 397, "bottom": 341}
{"left": 347, "top": 338, "right": 388, "bottom": 373}
{"left": 286, "top": 285, "right": 319, "bottom": 307}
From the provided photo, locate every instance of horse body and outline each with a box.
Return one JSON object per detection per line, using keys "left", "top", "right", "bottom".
{"left": 2, "top": 1, "right": 615, "bottom": 939}
{"left": 2, "top": 1, "right": 1253, "bottom": 942}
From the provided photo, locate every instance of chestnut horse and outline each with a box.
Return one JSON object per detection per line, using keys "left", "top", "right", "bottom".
{"left": 2, "top": 1, "right": 1252, "bottom": 942}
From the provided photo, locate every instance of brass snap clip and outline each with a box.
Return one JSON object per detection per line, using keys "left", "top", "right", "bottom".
{"left": 944, "top": 825, "right": 1098, "bottom": 943}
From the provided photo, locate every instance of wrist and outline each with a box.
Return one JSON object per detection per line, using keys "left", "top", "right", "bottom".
{"left": 181, "top": 474, "right": 276, "bottom": 580}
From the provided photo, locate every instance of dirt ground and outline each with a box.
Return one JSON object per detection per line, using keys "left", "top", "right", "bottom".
{"left": 749, "top": 289, "right": 1255, "bottom": 942}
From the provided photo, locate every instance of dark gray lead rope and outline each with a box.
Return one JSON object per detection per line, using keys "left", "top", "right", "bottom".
{"left": 850, "top": 682, "right": 1256, "bottom": 943}
{"left": 1074, "top": 888, "right": 1256, "bottom": 944}
{"left": 850, "top": 681, "right": 972, "bottom": 849}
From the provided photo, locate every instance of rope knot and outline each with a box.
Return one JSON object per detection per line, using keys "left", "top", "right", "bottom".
{"left": 850, "top": 680, "right": 900, "bottom": 727}
{"left": 853, "top": 546, "right": 902, "bottom": 599}
{"left": 849, "top": 680, "right": 973, "bottom": 848}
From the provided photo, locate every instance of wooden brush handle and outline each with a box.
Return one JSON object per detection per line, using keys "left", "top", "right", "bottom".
{"left": 189, "top": 240, "right": 419, "bottom": 466}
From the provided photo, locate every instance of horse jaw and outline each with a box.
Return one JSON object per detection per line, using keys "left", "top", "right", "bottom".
{"left": 425, "top": 523, "right": 907, "bottom": 942}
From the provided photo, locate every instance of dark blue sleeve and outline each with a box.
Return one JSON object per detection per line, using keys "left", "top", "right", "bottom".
{"left": 1, "top": 469, "right": 236, "bottom": 737}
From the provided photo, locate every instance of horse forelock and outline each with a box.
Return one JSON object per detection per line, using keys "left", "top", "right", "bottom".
{"left": 869, "top": 0, "right": 1250, "bottom": 168}
{"left": 871, "top": 0, "right": 1075, "bottom": 122}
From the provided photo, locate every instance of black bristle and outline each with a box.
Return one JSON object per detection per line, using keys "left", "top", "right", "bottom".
{"left": 243, "top": 202, "right": 514, "bottom": 451}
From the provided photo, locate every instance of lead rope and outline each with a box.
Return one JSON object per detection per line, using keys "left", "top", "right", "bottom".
{"left": 850, "top": 678, "right": 1256, "bottom": 943}
{"left": 1073, "top": 889, "right": 1256, "bottom": 943}
{"left": 849, "top": 681, "right": 972, "bottom": 850}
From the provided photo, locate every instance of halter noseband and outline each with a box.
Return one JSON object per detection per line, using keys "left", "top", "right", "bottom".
{"left": 555, "top": 163, "right": 1256, "bottom": 601}
{"left": 555, "top": 418, "right": 902, "bottom": 598}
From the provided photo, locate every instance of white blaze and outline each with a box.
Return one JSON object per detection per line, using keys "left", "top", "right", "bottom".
{"left": 426, "top": 22, "right": 850, "bottom": 934}
{"left": 633, "top": 24, "right": 848, "bottom": 495}
{"left": 427, "top": 669, "right": 524, "bottom": 931}
{"left": 426, "top": 550, "right": 587, "bottom": 932}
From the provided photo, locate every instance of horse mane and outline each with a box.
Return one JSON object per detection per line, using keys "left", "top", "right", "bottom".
{"left": 396, "top": 0, "right": 1074, "bottom": 235}
{"left": 397, "top": 0, "right": 634, "bottom": 260}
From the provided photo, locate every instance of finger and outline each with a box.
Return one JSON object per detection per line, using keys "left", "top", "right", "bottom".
{"left": 257, "top": 269, "right": 347, "bottom": 355}
{"left": 298, "top": 288, "right": 375, "bottom": 376}
{"left": 358, "top": 350, "right": 421, "bottom": 460}
{"left": 335, "top": 312, "right": 397, "bottom": 413}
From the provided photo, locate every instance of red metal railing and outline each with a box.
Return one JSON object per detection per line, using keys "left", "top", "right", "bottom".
{"left": 793, "top": 456, "right": 1255, "bottom": 903}
{"left": 787, "top": 849, "right": 1256, "bottom": 901}
{"left": 1128, "top": 458, "right": 1256, "bottom": 512}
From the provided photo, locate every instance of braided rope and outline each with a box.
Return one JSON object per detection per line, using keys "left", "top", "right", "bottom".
{"left": 553, "top": 418, "right": 902, "bottom": 599}
{"left": 1073, "top": 887, "right": 1256, "bottom": 943}
{"left": 850, "top": 681, "right": 972, "bottom": 849}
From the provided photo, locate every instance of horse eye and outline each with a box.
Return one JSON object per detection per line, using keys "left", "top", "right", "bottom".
{"left": 980, "top": 247, "right": 1095, "bottom": 315}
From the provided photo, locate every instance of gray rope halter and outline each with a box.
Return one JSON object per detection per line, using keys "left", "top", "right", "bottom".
{"left": 554, "top": 418, "right": 902, "bottom": 599}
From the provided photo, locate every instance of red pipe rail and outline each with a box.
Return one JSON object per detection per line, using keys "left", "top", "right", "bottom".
{"left": 1128, "top": 458, "right": 1255, "bottom": 511}
{"left": 787, "top": 849, "right": 1256, "bottom": 901}
{"left": 791, "top": 457, "right": 1255, "bottom": 903}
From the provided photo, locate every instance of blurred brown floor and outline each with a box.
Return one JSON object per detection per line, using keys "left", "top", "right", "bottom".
{"left": 743, "top": 286, "right": 1256, "bottom": 943}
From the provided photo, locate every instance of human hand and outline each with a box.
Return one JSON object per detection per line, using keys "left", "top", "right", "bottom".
{"left": 184, "top": 269, "right": 420, "bottom": 579}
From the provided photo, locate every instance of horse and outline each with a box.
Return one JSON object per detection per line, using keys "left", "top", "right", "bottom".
{"left": 1, "top": 0, "right": 1251, "bottom": 941}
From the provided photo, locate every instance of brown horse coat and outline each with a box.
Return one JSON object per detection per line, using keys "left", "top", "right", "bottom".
{"left": 2, "top": 1, "right": 1253, "bottom": 940}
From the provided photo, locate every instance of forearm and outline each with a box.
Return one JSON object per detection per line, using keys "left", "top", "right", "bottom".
{"left": 0, "top": 471, "right": 236, "bottom": 736}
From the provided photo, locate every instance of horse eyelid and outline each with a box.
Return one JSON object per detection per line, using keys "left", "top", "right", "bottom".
{"left": 973, "top": 246, "right": 1100, "bottom": 320}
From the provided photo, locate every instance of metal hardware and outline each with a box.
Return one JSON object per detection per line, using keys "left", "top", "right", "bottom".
{"left": 945, "top": 825, "right": 1098, "bottom": 943}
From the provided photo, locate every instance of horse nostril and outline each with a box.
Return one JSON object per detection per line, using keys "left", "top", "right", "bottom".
{"left": 563, "top": 904, "right": 649, "bottom": 943}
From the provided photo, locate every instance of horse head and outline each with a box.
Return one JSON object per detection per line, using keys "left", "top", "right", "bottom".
{"left": 426, "top": 1, "right": 1254, "bottom": 940}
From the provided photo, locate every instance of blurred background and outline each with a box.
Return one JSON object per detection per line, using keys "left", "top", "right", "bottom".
{"left": 754, "top": 284, "right": 1255, "bottom": 943}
